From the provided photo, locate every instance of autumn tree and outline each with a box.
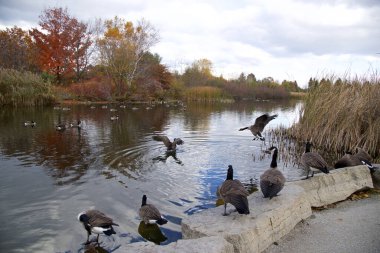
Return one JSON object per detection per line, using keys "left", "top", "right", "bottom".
{"left": 96, "top": 17, "right": 159, "bottom": 96}
{"left": 182, "top": 58, "right": 213, "bottom": 87}
{"left": 0, "top": 26, "right": 37, "bottom": 71}
{"left": 30, "top": 7, "right": 92, "bottom": 83}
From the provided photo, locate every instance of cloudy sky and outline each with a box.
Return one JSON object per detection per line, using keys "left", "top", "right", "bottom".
{"left": 1, "top": 0, "right": 379, "bottom": 87}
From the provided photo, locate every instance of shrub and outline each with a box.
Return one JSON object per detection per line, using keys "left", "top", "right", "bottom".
{"left": 0, "top": 68, "right": 55, "bottom": 106}
{"left": 67, "top": 77, "right": 113, "bottom": 101}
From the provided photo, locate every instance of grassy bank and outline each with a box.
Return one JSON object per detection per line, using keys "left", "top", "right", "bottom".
{"left": 184, "top": 86, "right": 233, "bottom": 102}
{"left": 0, "top": 68, "right": 55, "bottom": 106}
{"left": 286, "top": 75, "right": 380, "bottom": 161}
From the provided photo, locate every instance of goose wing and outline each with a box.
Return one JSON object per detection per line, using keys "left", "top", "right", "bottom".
{"left": 139, "top": 204, "right": 162, "bottom": 220}
{"left": 301, "top": 152, "right": 328, "bottom": 169}
{"left": 253, "top": 114, "right": 278, "bottom": 131}
{"left": 86, "top": 210, "right": 117, "bottom": 227}
{"left": 219, "top": 180, "right": 249, "bottom": 197}
{"left": 153, "top": 135, "right": 172, "bottom": 148}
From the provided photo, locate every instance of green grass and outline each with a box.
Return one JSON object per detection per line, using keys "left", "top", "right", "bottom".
{"left": 0, "top": 68, "right": 55, "bottom": 106}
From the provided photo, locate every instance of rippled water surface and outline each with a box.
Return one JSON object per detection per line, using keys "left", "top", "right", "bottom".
{"left": 0, "top": 100, "right": 304, "bottom": 252}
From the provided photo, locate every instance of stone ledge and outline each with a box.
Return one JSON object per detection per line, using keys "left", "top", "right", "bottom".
{"left": 122, "top": 165, "right": 374, "bottom": 253}
{"left": 122, "top": 236, "right": 234, "bottom": 253}
{"left": 182, "top": 184, "right": 311, "bottom": 253}
{"left": 291, "top": 165, "right": 373, "bottom": 207}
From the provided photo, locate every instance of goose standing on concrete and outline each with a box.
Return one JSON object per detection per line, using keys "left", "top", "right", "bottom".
{"left": 239, "top": 113, "right": 278, "bottom": 141}
{"left": 139, "top": 195, "right": 168, "bottom": 225}
{"left": 217, "top": 165, "right": 250, "bottom": 215}
{"left": 353, "top": 147, "right": 374, "bottom": 171}
{"left": 334, "top": 151, "right": 362, "bottom": 169}
{"left": 260, "top": 146, "right": 285, "bottom": 199}
{"left": 153, "top": 135, "right": 184, "bottom": 152}
{"left": 77, "top": 209, "right": 119, "bottom": 244}
{"left": 300, "top": 141, "right": 330, "bottom": 179}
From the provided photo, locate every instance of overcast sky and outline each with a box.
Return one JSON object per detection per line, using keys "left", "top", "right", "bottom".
{"left": 1, "top": 0, "right": 379, "bottom": 87}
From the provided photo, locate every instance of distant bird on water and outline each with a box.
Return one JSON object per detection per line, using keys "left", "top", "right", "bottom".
{"left": 55, "top": 123, "right": 66, "bottom": 131}
{"left": 24, "top": 121, "right": 36, "bottom": 127}
{"left": 110, "top": 115, "right": 119, "bottom": 121}
{"left": 153, "top": 135, "right": 184, "bottom": 151}
{"left": 260, "top": 146, "right": 286, "bottom": 199}
{"left": 239, "top": 113, "right": 278, "bottom": 141}
{"left": 300, "top": 141, "right": 330, "bottom": 179}
{"left": 77, "top": 209, "right": 119, "bottom": 244}
{"left": 217, "top": 165, "right": 250, "bottom": 215}
{"left": 70, "top": 120, "right": 83, "bottom": 129}
{"left": 139, "top": 195, "right": 168, "bottom": 225}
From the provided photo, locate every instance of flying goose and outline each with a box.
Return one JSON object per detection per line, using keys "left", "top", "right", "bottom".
{"left": 217, "top": 165, "right": 250, "bottom": 215}
{"left": 239, "top": 113, "right": 278, "bottom": 141}
{"left": 301, "top": 142, "right": 330, "bottom": 179}
{"left": 334, "top": 151, "right": 362, "bottom": 169}
{"left": 153, "top": 135, "right": 184, "bottom": 151}
{"left": 260, "top": 146, "right": 286, "bottom": 199}
{"left": 139, "top": 195, "right": 168, "bottom": 225}
{"left": 24, "top": 121, "right": 36, "bottom": 127}
{"left": 353, "top": 147, "right": 374, "bottom": 171}
{"left": 77, "top": 209, "right": 119, "bottom": 244}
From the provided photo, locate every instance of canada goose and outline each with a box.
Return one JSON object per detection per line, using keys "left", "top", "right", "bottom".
{"left": 77, "top": 209, "right": 119, "bottom": 244}
{"left": 56, "top": 123, "right": 66, "bottom": 131}
{"left": 353, "top": 147, "right": 374, "bottom": 171}
{"left": 239, "top": 113, "right": 278, "bottom": 141}
{"left": 110, "top": 115, "right": 119, "bottom": 121}
{"left": 70, "top": 120, "right": 82, "bottom": 129}
{"left": 24, "top": 121, "right": 36, "bottom": 127}
{"left": 139, "top": 195, "right": 168, "bottom": 225}
{"left": 217, "top": 165, "right": 250, "bottom": 215}
{"left": 334, "top": 151, "right": 362, "bottom": 169}
{"left": 260, "top": 146, "right": 285, "bottom": 199}
{"left": 153, "top": 135, "right": 184, "bottom": 151}
{"left": 300, "top": 141, "right": 330, "bottom": 179}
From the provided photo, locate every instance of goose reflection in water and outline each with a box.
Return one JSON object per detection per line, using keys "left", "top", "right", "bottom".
{"left": 152, "top": 150, "right": 183, "bottom": 165}
{"left": 138, "top": 221, "right": 167, "bottom": 245}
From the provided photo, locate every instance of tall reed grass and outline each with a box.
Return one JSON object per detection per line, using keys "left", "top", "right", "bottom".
{"left": 0, "top": 68, "right": 55, "bottom": 106}
{"left": 184, "top": 86, "right": 232, "bottom": 102}
{"left": 287, "top": 74, "right": 380, "bottom": 161}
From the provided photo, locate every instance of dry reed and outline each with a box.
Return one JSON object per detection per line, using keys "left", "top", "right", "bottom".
{"left": 287, "top": 74, "right": 380, "bottom": 162}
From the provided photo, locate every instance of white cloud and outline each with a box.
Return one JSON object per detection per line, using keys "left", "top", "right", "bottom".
{"left": 1, "top": 0, "right": 379, "bottom": 87}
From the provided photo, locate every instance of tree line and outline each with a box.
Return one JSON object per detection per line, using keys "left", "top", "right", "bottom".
{"left": 0, "top": 7, "right": 304, "bottom": 104}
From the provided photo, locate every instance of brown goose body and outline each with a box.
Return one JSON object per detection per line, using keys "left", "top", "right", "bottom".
{"left": 239, "top": 113, "right": 278, "bottom": 141}
{"left": 218, "top": 165, "right": 249, "bottom": 215}
{"left": 260, "top": 147, "right": 285, "bottom": 199}
{"left": 153, "top": 135, "right": 184, "bottom": 151}
{"left": 139, "top": 195, "right": 168, "bottom": 225}
{"left": 334, "top": 152, "right": 362, "bottom": 169}
{"left": 301, "top": 142, "right": 329, "bottom": 179}
{"left": 354, "top": 147, "right": 372, "bottom": 163}
{"left": 353, "top": 147, "right": 374, "bottom": 171}
{"left": 77, "top": 209, "right": 118, "bottom": 244}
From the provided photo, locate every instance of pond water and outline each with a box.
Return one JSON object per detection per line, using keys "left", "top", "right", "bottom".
{"left": 0, "top": 99, "right": 304, "bottom": 252}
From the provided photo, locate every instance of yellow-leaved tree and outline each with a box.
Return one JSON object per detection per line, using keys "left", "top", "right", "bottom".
{"left": 96, "top": 17, "right": 159, "bottom": 96}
